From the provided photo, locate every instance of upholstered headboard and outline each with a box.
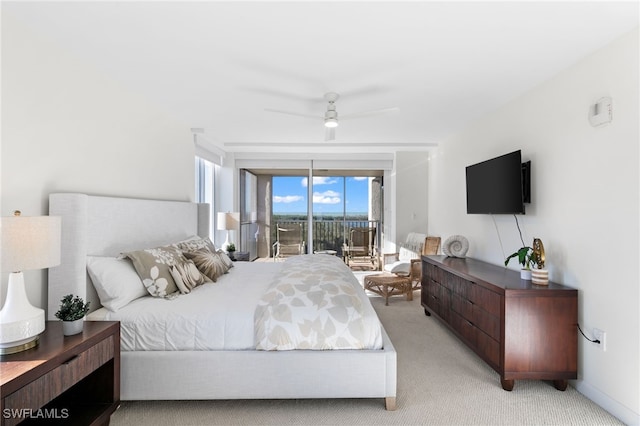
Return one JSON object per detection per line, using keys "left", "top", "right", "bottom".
{"left": 48, "top": 193, "right": 210, "bottom": 319}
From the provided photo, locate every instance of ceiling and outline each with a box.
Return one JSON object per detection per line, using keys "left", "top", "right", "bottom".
{"left": 3, "top": 1, "right": 638, "bottom": 155}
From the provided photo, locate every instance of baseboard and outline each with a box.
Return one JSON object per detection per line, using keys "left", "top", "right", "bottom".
{"left": 573, "top": 380, "right": 640, "bottom": 425}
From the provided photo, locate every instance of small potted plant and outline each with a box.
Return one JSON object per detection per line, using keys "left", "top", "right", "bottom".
{"left": 504, "top": 246, "right": 535, "bottom": 280}
{"left": 55, "top": 294, "right": 90, "bottom": 336}
{"left": 227, "top": 243, "right": 236, "bottom": 260}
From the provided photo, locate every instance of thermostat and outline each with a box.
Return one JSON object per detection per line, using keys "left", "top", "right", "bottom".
{"left": 588, "top": 97, "right": 612, "bottom": 127}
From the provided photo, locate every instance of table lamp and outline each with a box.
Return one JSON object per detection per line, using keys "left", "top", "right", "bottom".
{"left": 1, "top": 211, "right": 61, "bottom": 354}
{"left": 216, "top": 212, "right": 239, "bottom": 252}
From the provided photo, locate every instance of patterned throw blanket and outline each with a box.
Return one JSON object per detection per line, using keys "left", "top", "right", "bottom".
{"left": 255, "top": 254, "right": 378, "bottom": 350}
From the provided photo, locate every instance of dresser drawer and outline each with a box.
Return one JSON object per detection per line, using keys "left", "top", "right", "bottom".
{"left": 424, "top": 263, "right": 442, "bottom": 284}
{"left": 3, "top": 336, "right": 114, "bottom": 419}
{"left": 470, "top": 284, "right": 501, "bottom": 317}
{"left": 476, "top": 329, "right": 500, "bottom": 369}
{"left": 450, "top": 310, "right": 476, "bottom": 347}
{"left": 473, "top": 306, "right": 501, "bottom": 341}
{"left": 451, "top": 293, "right": 473, "bottom": 322}
{"left": 424, "top": 280, "right": 442, "bottom": 314}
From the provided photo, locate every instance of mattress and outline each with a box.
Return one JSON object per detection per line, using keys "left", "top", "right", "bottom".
{"left": 88, "top": 261, "right": 282, "bottom": 351}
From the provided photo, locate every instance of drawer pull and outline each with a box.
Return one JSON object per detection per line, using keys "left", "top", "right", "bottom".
{"left": 63, "top": 355, "right": 78, "bottom": 365}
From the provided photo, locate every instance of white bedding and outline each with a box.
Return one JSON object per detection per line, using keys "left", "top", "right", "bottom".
{"left": 88, "top": 261, "right": 282, "bottom": 351}
{"left": 88, "top": 255, "right": 383, "bottom": 352}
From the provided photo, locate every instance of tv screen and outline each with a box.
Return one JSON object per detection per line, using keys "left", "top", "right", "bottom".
{"left": 466, "top": 150, "right": 526, "bottom": 214}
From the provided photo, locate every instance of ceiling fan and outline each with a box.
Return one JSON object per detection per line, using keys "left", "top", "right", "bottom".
{"left": 265, "top": 92, "right": 399, "bottom": 141}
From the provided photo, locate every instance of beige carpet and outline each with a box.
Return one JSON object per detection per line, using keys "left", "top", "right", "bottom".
{"left": 111, "top": 272, "right": 621, "bottom": 425}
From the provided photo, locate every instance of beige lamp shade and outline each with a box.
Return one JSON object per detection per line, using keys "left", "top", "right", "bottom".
{"left": 1, "top": 214, "right": 62, "bottom": 273}
{"left": 216, "top": 212, "right": 240, "bottom": 231}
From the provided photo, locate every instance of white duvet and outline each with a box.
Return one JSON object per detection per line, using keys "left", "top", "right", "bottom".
{"left": 88, "top": 262, "right": 281, "bottom": 351}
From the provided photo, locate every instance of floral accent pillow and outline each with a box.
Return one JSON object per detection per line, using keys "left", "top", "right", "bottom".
{"left": 183, "top": 248, "right": 229, "bottom": 282}
{"left": 216, "top": 249, "right": 234, "bottom": 269}
{"left": 170, "top": 257, "right": 211, "bottom": 294}
{"left": 173, "top": 236, "right": 216, "bottom": 254}
{"left": 122, "top": 245, "right": 184, "bottom": 298}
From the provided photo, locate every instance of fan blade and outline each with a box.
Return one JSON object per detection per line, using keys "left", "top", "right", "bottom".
{"left": 240, "top": 87, "right": 324, "bottom": 103}
{"left": 264, "top": 108, "right": 322, "bottom": 120}
{"left": 340, "top": 107, "right": 400, "bottom": 120}
{"left": 325, "top": 127, "right": 336, "bottom": 141}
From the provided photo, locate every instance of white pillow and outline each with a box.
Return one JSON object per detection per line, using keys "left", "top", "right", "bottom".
{"left": 86, "top": 256, "right": 148, "bottom": 311}
{"left": 383, "top": 261, "right": 411, "bottom": 276}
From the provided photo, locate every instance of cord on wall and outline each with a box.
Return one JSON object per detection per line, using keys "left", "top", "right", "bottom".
{"left": 491, "top": 214, "right": 506, "bottom": 261}
{"left": 513, "top": 214, "right": 526, "bottom": 246}
{"left": 577, "top": 323, "right": 600, "bottom": 344}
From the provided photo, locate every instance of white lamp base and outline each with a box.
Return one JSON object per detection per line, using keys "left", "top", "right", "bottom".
{"left": 0, "top": 272, "right": 45, "bottom": 354}
{"left": 220, "top": 231, "right": 231, "bottom": 252}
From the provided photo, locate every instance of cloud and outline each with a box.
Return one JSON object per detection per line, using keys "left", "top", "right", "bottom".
{"left": 313, "top": 190, "right": 341, "bottom": 204}
{"left": 273, "top": 195, "right": 303, "bottom": 203}
{"left": 302, "top": 176, "right": 339, "bottom": 187}
{"left": 353, "top": 176, "right": 368, "bottom": 181}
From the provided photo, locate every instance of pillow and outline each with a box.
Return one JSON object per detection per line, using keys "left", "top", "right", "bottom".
{"left": 183, "top": 249, "right": 229, "bottom": 282}
{"left": 121, "top": 245, "right": 185, "bottom": 298}
{"left": 86, "top": 256, "right": 147, "bottom": 311}
{"left": 216, "top": 249, "right": 234, "bottom": 269}
{"left": 169, "top": 257, "right": 211, "bottom": 294}
{"left": 383, "top": 260, "right": 411, "bottom": 276}
{"left": 173, "top": 236, "right": 216, "bottom": 253}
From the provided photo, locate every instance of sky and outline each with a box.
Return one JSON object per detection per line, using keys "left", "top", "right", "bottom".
{"left": 273, "top": 176, "right": 370, "bottom": 214}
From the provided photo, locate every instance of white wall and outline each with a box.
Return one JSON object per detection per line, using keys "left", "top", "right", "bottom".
{"left": 427, "top": 29, "right": 639, "bottom": 423}
{"left": 393, "top": 152, "right": 429, "bottom": 247}
{"left": 1, "top": 15, "right": 195, "bottom": 315}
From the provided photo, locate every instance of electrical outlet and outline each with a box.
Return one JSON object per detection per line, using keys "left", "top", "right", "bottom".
{"left": 593, "top": 328, "right": 607, "bottom": 351}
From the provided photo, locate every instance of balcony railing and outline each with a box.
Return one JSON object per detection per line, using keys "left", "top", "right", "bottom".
{"left": 271, "top": 219, "right": 380, "bottom": 257}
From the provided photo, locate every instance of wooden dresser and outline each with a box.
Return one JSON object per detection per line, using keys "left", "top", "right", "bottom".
{"left": 421, "top": 255, "right": 577, "bottom": 391}
{"left": 0, "top": 321, "right": 120, "bottom": 425}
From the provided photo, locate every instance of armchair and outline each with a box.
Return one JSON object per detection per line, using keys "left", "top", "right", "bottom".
{"left": 383, "top": 234, "right": 441, "bottom": 290}
{"left": 343, "top": 227, "right": 377, "bottom": 269}
{"left": 272, "top": 223, "right": 305, "bottom": 261}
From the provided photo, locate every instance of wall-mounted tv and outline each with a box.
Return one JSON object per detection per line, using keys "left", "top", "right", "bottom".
{"left": 465, "top": 150, "right": 530, "bottom": 214}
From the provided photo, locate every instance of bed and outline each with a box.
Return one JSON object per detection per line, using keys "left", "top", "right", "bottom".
{"left": 47, "top": 193, "right": 397, "bottom": 410}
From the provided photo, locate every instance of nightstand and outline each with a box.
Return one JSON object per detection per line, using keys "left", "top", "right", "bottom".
{"left": 0, "top": 321, "right": 120, "bottom": 426}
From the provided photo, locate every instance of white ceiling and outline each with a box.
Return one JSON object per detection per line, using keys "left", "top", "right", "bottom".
{"left": 3, "top": 1, "right": 638, "bottom": 154}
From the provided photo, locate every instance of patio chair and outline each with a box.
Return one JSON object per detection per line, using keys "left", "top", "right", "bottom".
{"left": 272, "top": 223, "right": 305, "bottom": 261}
{"left": 383, "top": 235, "right": 441, "bottom": 290}
{"left": 344, "top": 227, "right": 377, "bottom": 268}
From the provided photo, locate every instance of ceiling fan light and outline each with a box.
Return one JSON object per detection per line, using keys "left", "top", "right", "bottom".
{"left": 324, "top": 118, "right": 339, "bottom": 128}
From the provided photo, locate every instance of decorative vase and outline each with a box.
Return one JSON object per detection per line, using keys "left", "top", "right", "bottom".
{"left": 531, "top": 269, "right": 549, "bottom": 286}
{"left": 520, "top": 269, "right": 532, "bottom": 280}
{"left": 62, "top": 318, "right": 84, "bottom": 336}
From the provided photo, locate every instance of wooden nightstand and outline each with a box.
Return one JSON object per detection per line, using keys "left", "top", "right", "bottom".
{"left": 0, "top": 321, "right": 120, "bottom": 425}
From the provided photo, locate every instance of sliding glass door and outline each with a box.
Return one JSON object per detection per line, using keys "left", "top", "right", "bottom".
{"left": 241, "top": 168, "right": 383, "bottom": 260}
{"left": 310, "top": 173, "right": 381, "bottom": 256}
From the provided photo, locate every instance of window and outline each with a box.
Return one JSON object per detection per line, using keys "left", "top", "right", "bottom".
{"left": 195, "top": 157, "right": 215, "bottom": 238}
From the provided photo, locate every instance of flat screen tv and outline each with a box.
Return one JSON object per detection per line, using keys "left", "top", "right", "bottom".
{"left": 466, "top": 150, "right": 529, "bottom": 214}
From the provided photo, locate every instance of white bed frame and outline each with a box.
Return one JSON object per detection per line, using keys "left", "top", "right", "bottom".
{"left": 48, "top": 193, "right": 397, "bottom": 410}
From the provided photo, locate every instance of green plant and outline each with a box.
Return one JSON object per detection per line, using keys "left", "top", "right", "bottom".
{"left": 55, "top": 294, "right": 90, "bottom": 321}
{"left": 504, "top": 246, "right": 535, "bottom": 270}
{"left": 227, "top": 243, "right": 236, "bottom": 252}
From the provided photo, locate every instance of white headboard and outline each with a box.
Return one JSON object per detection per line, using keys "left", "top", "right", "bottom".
{"left": 48, "top": 193, "right": 210, "bottom": 319}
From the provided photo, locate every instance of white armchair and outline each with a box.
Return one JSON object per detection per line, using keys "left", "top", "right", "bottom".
{"left": 383, "top": 234, "right": 441, "bottom": 290}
